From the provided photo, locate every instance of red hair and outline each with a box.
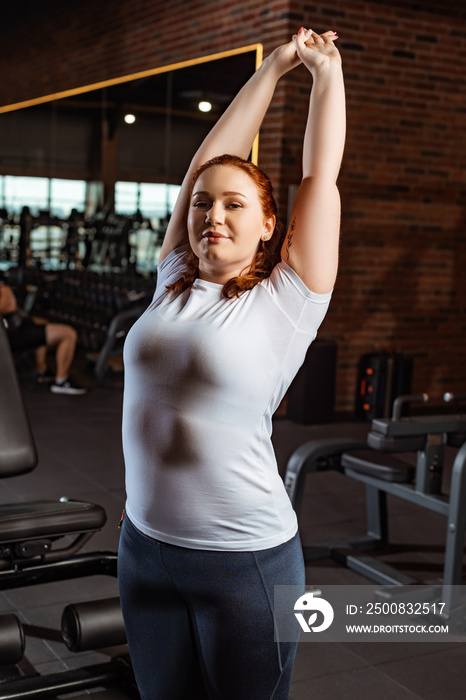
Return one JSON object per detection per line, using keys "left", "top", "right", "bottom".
{"left": 165, "top": 154, "right": 285, "bottom": 299}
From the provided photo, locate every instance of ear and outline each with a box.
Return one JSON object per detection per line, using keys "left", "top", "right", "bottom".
{"left": 262, "top": 215, "right": 275, "bottom": 241}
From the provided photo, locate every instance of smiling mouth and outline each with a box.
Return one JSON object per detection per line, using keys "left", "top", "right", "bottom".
{"left": 202, "top": 231, "right": 229, "bottom": 242}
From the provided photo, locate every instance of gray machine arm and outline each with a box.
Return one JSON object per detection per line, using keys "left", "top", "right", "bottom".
{"left": 284, "top": 437, "right": 368, "bottom": 517}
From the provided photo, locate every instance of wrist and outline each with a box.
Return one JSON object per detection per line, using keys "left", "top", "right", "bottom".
{"left": 263, "top": 43, "right": 301, "bottom": 81}
{"left": 308, "top": 58, "right": 343, "bottom": 81}
{"left": 260, "top": 53, "right": 283, "bottom": 82}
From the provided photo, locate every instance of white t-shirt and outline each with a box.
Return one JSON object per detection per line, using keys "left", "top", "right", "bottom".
{"left": 122, "top": 245, "right": 331, "bottom": 551}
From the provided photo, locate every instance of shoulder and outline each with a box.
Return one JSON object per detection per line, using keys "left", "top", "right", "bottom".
{"left": 255, "top": 260, "right": 332, "bottom": 333}
{"left": 155, "top": 244, "right": 190, "bottom": 289}
{"left": 261, "top": 260, "right": 332, "bottom": 305}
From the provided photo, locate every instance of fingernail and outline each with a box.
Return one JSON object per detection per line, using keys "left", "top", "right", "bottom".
{"left": 298, "top": 26, "right": 304, "bottom": 34}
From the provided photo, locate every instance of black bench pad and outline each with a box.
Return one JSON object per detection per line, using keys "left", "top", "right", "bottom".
{"left": 0, "top": 501, "right": 107, "bottom": 543}
{"left": 342, "top": 450, "right": 415, "bottom": 483}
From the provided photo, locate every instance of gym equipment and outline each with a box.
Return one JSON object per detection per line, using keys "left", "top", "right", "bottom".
{"left": 0, "top": 209, "right": 17, "bottom": 263}
{"left": 285, "top": 394, "right": 466, "bottom": 616}
{"left": 0, "top": 318, "right": 137, "bottom": 697}
{"left": 0, "top": 658, "right": 134, "bottom": 699}
{"left": 62, "top": 596, "right": 127, "bottom": 653}
{"left": 0, "top": 614, "right": 25, "bottom": 666}
{"left": 1, "top": 262, "right": 153, "bottom": 389}
{"left": 87, "top": 304, "right": 146, "bottom": 388}
{"left": 356, "top": 351, "right": 413, "bottom": 420}
{"left": 0, "top": 202, "right": 156, "bottom": 273}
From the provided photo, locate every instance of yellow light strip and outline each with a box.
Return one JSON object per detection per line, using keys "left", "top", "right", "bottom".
{"left": 0, "top": 44, "right": 263, "bottom": 115}
{"left": 250, "top": 44, "right": 264, "bottom": 165}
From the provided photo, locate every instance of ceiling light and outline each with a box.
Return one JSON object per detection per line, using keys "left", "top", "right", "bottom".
{"left": 124, "top": 113, "right": 136, "bottom": 124}
{"left": 198, "top": 101, "right": 212, "bottom": 113}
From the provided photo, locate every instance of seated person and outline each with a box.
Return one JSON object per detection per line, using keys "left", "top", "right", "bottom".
{"left": 0, "top": 281, "right": 86, "bottom": 395}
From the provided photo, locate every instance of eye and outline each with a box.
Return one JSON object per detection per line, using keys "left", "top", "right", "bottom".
{"left": 193, "top": 200, "right": 209, "bottom": 209}
{"left": 227, "top": 202, "right": 242, "bottom": 210}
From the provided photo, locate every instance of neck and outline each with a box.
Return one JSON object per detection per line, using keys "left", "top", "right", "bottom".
{"left": 197, "top": 261, "right": 245, "bottom": 286}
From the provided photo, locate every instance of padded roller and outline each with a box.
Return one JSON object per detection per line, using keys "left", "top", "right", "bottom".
{"left": 61, "top": 597, "right": 126, "bottom": 652}
{"left": 0, "top": 613, "right": 25, "bottom": 666}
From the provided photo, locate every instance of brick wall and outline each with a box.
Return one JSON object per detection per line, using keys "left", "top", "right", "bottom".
{"left": 273, "top": 0, "right": 466, "bottom": 412}
{"left": 2, "top": 0, "right": 465, "bottom": 413}
{"left": 312, "top": 0, "right": 466, "bottom": 411}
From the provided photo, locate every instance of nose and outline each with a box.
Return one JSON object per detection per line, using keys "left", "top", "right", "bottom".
{"left": 205, "top": 201, "right": 224, "bottom": 225}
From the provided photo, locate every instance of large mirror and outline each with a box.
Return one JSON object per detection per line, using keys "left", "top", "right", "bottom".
{"left": 0, "top": 45, "right": 261, "bottom": 272}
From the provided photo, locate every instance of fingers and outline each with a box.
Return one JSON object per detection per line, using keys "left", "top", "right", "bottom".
{"left": 321, "top": 30, "right": 339, "bottom": 41}
{"left": 307, "top": 29, "right": 325, "bottom": 45}
{"left": 293, "top": 27, "right": 339, "bottom": 45}
{"left": 292, "top": 27, "right": 310, "bottom": 54}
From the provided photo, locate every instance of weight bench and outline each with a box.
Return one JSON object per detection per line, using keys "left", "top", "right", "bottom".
{"left": 0, "top": 316, "right": 136, "bottom": 698}
{"left": 284, "top": 394, "right": 466, "bottom": 615}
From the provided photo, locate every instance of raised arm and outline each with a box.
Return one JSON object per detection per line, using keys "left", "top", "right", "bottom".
{"left": 158, "top": 41, "right": 301, "bottom": 264}
{"left": 281, "top": 28, "right": 346, "bottom": 293}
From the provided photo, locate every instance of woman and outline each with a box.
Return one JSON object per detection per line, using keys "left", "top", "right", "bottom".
{"left": 119, "top": 27, "right": 345, "bottom": 700}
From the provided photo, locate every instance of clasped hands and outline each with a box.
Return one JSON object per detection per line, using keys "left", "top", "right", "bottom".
{"left": 270, "top": 27, "right": 342, "bottom": 78}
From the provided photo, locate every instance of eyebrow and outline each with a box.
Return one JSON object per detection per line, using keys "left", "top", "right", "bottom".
{"left": 192, "top": 190, "right": 248, "bottom": 199}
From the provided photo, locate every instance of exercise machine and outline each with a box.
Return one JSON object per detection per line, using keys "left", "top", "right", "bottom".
{"left": 86, "top": 303, "right": 146, "bottom": 388}
{"left": 284, "top": 394, "right": 466, "bottom": 620}
{"left": 0, "top": 317, "right": 137, "bottom": 697}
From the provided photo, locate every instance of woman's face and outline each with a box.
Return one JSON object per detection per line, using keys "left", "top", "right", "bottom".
{"left": 187, "top": 165, "right": 275, "bottom": 284}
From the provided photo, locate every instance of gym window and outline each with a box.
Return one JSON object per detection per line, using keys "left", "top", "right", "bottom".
{"left": 1, "top": 175, "right": 86, "bottom": 217}
{"left": 115, "top": 181, "right": 181, "bottom": 220}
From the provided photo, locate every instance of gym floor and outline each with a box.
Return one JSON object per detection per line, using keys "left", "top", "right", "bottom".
{"left": 1, "top": 365, "right": 465, "bottom": 699}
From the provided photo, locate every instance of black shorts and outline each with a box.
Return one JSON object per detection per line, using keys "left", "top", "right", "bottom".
{"left": 6, "top": 317, "right": 47, "bottom": 352}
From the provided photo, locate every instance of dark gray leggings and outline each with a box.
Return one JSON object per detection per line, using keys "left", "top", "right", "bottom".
{"left": 118, "top": 515, "right": 305, "bottom": 700}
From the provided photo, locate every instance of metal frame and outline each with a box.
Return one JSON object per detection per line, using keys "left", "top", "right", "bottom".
{"left": 90, "top": 305, "right": 145, "bottom": 388}
{"left": 0, "top": 318, "right": 136, "bottom": 697}
{"left": 284, "top": 415, "right": 466, "bottom": 614}
{"left": 0, "top": 658, "right": 136, "bottom": 700}
{"left": 0, "top": 551, "right": 118, "bottom": 590}
{"left": 0, "top": 553, "right": 140, "bottom": 699}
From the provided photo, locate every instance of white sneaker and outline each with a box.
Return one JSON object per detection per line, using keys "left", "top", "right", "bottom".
{"left": 50, "top": 379, "right": 87, "bottom": 395}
